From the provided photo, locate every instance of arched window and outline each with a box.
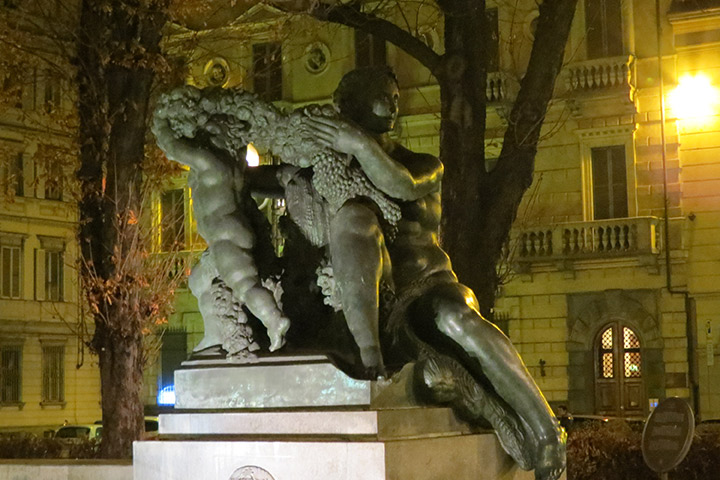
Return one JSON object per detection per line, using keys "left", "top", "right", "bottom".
{"left": 595, "top": 324, "right": 644, "bottom": 416}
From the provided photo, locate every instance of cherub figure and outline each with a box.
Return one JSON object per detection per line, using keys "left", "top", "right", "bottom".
{"left": 153, "top": 67, "right": 566, "bottom": 480}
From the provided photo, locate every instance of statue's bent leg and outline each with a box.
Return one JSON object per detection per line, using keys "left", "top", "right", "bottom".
{"left": 414, "top": 354, "right": 534, "bottom": 469}
{"left": 211, "top": 238, "right": 290, "bottom": 352}
{"left": 329, "top": 200, "right": 386, "bottom": 375}
{"left": 188, "top": 252, "right": 224, "bottom": 352}
{"left": 410, "top": 284, "right": 565, "bottom": 480}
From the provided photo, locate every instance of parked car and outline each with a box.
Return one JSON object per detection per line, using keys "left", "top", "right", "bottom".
{"left": 54, "top": 424, "right": 103, "bottom": 443}
{"left": 54, "top": 416, "right": 158, "bottom": 443}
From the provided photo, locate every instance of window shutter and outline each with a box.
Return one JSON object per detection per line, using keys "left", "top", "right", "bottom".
{"left": 35, "top": 248, "right": 46, "bottom": 301}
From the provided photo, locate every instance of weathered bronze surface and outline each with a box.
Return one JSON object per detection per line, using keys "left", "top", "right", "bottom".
{"left": 153, "top": 67, "right": 566, "bottom": 480}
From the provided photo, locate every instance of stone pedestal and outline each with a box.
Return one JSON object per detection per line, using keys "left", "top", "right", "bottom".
{"left": 133, "top": 355, "right": 553, "bottom": 480}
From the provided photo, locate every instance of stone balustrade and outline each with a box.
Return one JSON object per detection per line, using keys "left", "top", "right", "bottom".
{"left": 512, "top": 216, "right": 660, "bottom": 265}
{"left": 153, "top": 249, "right": 202, "bottom": 286}
{"left": 564, "top": 55, "right": 635, "bottom": 93}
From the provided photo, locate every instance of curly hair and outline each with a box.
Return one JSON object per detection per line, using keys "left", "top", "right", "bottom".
{"left": 333, "top": 66, "right": 399, "bottom": 113}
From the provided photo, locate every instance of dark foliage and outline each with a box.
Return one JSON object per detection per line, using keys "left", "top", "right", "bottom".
{"left": 0, "top": 433, "right": 100, "bottom": 459}
{"left": 568, "top": 420, "right": 720, "bottom": 480}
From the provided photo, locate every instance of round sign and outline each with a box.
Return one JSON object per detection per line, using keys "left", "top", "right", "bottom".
{"left": 229, "top": 465, "right": 275, "bottom": 480}
{"left": 641, "top": 397, "right": 695, "bottom": 473}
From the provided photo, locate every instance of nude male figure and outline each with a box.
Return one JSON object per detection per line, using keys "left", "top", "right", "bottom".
{"left": 307, "top": 67, "right": 565, "bottom": 480}
{"left": 305, "top": 68, "right": 441, "bottom": 377}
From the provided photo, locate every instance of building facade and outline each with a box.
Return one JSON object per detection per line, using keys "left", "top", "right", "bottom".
{"left": 4, "top": 0, "right": 719, "bottom": 425}
{"left": 0, "top": 60, "right": 102, "bottom": 430}
{"left": 160, "top": 0, "right": 720, "bottom": 420}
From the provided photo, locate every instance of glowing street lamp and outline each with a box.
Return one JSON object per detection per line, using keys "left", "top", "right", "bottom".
{"left": 669, "top": 74, "right": 719, "bottom": 120}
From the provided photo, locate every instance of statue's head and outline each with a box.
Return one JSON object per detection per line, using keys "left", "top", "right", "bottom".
{"left": 333, "top": 67, "right": 399, "bottom": 134}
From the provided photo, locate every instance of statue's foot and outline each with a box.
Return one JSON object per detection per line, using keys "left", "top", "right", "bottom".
{"left": 365, "top": 365, "right": 388, "bottom": 380}
{"left": 268, "top": 316, "right": 291, "bottom": 352}
{"left": 534, "top": 435, "right": 566, "bottom": 480}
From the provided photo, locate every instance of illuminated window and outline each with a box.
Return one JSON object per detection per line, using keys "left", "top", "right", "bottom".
{"left": 599, "top": 326, "right": 614, "bottom": 378}
{"left": 0, "top": 345, "right": 21, "bottom": 404}
{"left": 585, "top": 0, "right": 623, "bottom": 59}
{"left": 41, "top": 345, "right": 64, "bottom": 403}
{"left": 597, "top": 324, "right": 642, "bottom": 379}
{"left": 623, "top": 327, "right": 641, "bottom": 378}
{"left": 591, "top": 145, "right": 628, "bottom": 220}
{"left": 252, "top": 43, "right": 282, "bottom": 102}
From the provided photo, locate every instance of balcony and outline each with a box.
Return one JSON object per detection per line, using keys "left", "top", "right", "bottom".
{"left": 152, "top": 249, "right": 203, "bottom": 288}
{"left": 510, "top": 216, "right": 661, "bottom": 270}
{"left": 564, "top": 55, "right": 635, "bottom": 98}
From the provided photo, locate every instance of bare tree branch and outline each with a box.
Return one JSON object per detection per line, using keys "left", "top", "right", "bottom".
{"left": 290, "top": 1, "right": 443, "bottom": 75}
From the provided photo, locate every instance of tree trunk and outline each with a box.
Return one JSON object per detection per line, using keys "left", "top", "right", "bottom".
{"left": 75, "top": 0, "right": 168, "bottom": 459}
{"left": 439, "top": 0, "right": 578, "bottom": 315}
{"left": 95, "top": 325, "right": 144, "bottom": 458}
{"left": 437, "top": 0, "right": 491, "bottom": 314}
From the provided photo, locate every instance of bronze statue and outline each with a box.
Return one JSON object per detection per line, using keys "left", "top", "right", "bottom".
{"left": 152, "top": 67, "right": 566, "bottom": 480}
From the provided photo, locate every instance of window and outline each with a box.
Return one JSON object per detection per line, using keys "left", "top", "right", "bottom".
{"left": 591, "top": 145, "right": 628, "bottom": 219}
{"left": 44, "top": 158, "right": 62, "bottom": 200}
{"left": 160, "top": 189, "right": 185, "bottom": 251}
{"left": 585, "top": 0, "right": 623, "bottom": 59}
{"left": 1, "top": 71, "right": 23, "bottom": 108}
{"left": 1, "top": 151, "right": 24, "bottom": 197}
{"left": 1, "top": 238, "right": 22, "bottom": 299}
{"left": 594, "top": 323, "right": 644, "bottom": 415}
{"left": 42, "top": 345, "right": 64, "bottom": 403}
{"left": 486, "top": 8, "right": 500, "bottom": 72}
{"left": 43, "top": 70, "right": 61, "bottom": 113}
{"left": 355, "top": 30, "right": 387, "bottom": 68}
{"left": 36, "top": 237, "right": 64, "bottom": 301}
{"left": 252, "top": 43, "right": 282, "bottom": 102}
{"left": 597, "top": 325, "right": 642, "bottom": 379}
{"left": 0, "top": 345, "right": 21, "bottom": 404}
{"left": 45, "top": 250, "right": 63, "bottom": 301}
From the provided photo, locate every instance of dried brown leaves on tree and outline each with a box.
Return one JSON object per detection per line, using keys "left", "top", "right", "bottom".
{"left": 0, "top": 0, "right": 199, "bottom": 458}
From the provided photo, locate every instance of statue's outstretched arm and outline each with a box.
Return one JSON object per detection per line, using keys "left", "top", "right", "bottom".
{"left": 304, "top": 115, "right": 443, "bottom": 201}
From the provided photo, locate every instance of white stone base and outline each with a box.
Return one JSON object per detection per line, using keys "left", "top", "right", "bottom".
{"left": 141, "top": 361, "right": 567, "bottom": 480}
{"left": 133, "top": 434, "right": 534, "bottom": 480}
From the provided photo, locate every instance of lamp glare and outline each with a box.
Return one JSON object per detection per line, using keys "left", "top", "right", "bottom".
{"left": 246, "top": 144, "right": 260, "bottom": 167}
{"left": 670, "top": 74, "right": 718, "bottom": 120}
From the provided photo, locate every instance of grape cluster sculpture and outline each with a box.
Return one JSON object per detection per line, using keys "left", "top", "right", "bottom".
{"left": 154, "top": 86, "right": 401, "bottom": 238}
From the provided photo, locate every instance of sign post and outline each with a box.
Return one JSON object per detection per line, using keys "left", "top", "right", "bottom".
{"left": 641, "top": 397, "right": 695, "bottom": 479}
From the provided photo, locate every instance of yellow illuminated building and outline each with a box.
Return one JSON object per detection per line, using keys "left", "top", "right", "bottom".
{"left": 5, "top": 0, "right": 720, "bottom": 428}
{"left": 0, "top": 73, "right": 102, "bottom": 430}
{"left": 159, "top": 0, "right": 720, "bottom": 420}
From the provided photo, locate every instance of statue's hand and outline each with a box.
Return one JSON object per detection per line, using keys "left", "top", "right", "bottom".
{"left": 303, "top": 115, "right": 369, "bottom": 156}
